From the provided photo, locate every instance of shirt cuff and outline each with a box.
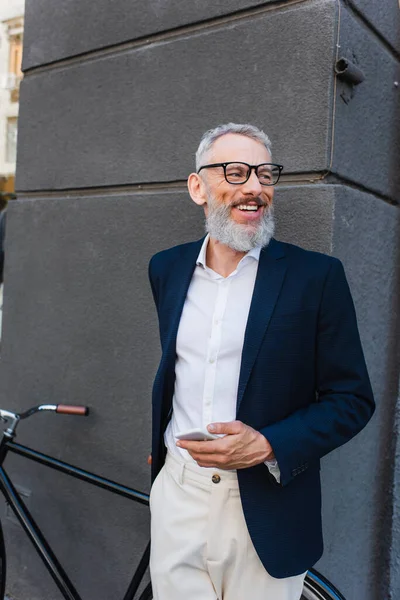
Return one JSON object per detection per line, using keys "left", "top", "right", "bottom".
{"left": 264, "top": 459, "right": 281, "bottom": 483}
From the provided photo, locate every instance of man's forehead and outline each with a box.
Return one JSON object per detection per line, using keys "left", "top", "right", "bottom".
{"left": 207, "top": 133, "right": 270, "bottom": 162}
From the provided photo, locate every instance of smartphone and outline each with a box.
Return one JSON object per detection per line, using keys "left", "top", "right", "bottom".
{"left": 175, "top": 427, "right": 219, "bottom": 441}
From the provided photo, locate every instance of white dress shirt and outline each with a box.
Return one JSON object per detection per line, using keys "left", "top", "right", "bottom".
{"left": 164, "top": 235, "right": 280, "bottom": 482}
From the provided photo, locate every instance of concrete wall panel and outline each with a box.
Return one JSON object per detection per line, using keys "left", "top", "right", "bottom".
{"left": 274, "top": 184, "right": 334, "bottom": 253}
{"left": 17, "top": 0, "right": 336, "bottom": 191}
{"left": 349, "top": 0, "right": 400, "bottom": 54}
{"left": 23, "top": 0, "right": 285, "bottom": 70}
{"left": 315, "top": 186, "right": 400, "bottom": 599}
{"left": 332, "top": 6, "right": 400, "bottom": 201}
{"left": 0, "top": 191, "right": 203, "bottom": 600}
{"left": 0, "top": 192, "right": 202, "bottom": 432}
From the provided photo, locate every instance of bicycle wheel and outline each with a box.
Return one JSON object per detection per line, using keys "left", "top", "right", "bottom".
{"left": 137, "top": 581, "right": 152, "bottom": 600}
{"left": 302, "top": 569, "right": 346, "bottom": 600}
{"left": 0, "top": 521, "right": 6, "bottom": 600}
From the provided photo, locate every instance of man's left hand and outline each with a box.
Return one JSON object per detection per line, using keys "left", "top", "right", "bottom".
{"left": 176, "top": 420, "right": 275, "bottom": 469}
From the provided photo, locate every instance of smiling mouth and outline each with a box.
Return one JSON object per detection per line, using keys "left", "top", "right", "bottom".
{"left": 232, "top": 200, "right": 265, "bottom": 212}
{"left": 235, "top": 204, "right": 260, "bottom": 212}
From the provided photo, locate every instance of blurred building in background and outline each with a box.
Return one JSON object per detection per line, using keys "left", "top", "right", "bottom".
{"left": 0, "top": 0, "right": 24, "bottom": 341}
{"left": 0, "top": 0, "right": 24, "bottom": 206}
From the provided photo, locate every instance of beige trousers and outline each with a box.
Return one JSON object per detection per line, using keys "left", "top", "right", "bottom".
{"left": 150, "top": 452, "right": 306, "bottom": 600}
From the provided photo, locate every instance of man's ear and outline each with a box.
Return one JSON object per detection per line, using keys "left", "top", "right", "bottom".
{"left": 188, "top": 173, "right": 207, "bottom": 207}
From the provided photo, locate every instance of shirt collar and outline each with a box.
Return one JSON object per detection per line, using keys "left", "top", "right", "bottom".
{"left": 196, "top": 234, "right": 262, "bottom": 268}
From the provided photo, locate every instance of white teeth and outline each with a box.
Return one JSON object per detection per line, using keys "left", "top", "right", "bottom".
{"left": 236, "top": 205, "right": 258, "bottom": 211}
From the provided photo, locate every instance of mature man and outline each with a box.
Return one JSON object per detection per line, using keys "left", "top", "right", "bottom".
{"left": 148, "top": 123, "right": 374, "bottom": 600}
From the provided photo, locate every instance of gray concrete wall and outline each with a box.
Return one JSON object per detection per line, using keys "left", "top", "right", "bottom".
{"left": 0, "top": 1, "right": 399, "bottom": 599}
{"left": 318, "top": 187, "right": 400, "bottom": 599}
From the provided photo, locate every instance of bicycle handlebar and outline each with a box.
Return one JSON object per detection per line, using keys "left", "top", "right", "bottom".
{"left": 0, "top": 404, "right": 90, "bottom": 438}
{"left": 15, "top": 404, "right": 89, "bottom": 419}
{"left": 56, "top": 405, "right": 89, "bottom": 416}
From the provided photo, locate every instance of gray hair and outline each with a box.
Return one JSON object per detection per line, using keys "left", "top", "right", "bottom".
{"left": 195, "top": 123, "right": 272, "bottom": 172}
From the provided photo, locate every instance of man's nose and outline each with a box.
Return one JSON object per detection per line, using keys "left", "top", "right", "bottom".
{"left": 242, "top": 169, "right": 262, "bottom": 195}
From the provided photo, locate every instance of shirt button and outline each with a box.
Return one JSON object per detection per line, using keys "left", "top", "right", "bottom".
{"left": 212, "top": 474, "right": 221, "bottom": 484}
{"left": 209, "top": 358, "right": 215, "bottom": 364}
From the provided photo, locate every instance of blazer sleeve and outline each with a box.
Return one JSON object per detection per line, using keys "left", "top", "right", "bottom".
{"left": 259, "top": 258, "right": 375, "bottom": 487}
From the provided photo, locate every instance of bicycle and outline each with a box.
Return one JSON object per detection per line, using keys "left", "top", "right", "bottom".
{"left": 0, "top": 403, "right": 346, "bottom": 600}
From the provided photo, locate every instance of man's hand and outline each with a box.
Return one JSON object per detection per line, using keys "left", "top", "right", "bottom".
{"left": 176, "top": 420, "right": 275, "bottom": 469}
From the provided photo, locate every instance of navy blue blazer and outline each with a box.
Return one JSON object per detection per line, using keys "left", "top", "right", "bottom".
{"left": 148, "top": 237, "right": 375, "bottom": 578}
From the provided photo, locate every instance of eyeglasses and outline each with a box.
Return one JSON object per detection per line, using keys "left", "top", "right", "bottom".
{"left": 197, "top": 162, "right": 283, "bottom": 186}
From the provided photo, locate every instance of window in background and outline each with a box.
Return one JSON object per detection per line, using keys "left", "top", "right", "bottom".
{"left": 4, "top": 16, "right": 23, "bottom": 103}
{"left": 9, "top": 35, "right": 22, "bottom": 79}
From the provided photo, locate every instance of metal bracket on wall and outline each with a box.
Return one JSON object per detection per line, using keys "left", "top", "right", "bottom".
{"left": 335, "top": 56, "right": 365, "bottom": 105}
{"left": 334, "top": 57, "right": 365, "bottom": 86}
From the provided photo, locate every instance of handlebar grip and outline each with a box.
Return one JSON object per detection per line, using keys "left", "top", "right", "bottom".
{"left": 56, "top": 405, "right": 89, "bottom": 416}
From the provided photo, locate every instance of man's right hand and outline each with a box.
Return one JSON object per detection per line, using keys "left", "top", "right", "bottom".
{"left": 147, "top": 454, "right": 152, "bottom": 465}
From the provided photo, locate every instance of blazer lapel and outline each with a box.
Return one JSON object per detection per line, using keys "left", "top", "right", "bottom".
{"left": 236, "top": 239, "right": 287, "bottom": 413}
{"left": 162, "top": 238, "right": 205, "bottom": 367}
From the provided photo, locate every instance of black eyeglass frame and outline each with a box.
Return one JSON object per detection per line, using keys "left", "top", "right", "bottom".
{"left": 197, "top": 161, "right": 284, "bottom": 186}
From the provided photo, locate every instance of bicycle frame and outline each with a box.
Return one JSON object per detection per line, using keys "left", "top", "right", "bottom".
{"left": 0, "top": 434, "right": 150, "bottom": 600}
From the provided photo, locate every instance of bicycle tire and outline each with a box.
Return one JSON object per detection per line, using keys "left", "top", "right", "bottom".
{"left": 137, "top": 581, "right": 152, "bottom": 600}
{"left": 0, "top": 521, "right": 6, "bottom": 600}
{"left": 302, "top": 569, "right": 346, "bottom": 600}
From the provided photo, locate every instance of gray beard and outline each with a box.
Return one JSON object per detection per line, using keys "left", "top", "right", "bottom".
{"left": 205, "top": 195, "right": 275, "bottom": 252}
